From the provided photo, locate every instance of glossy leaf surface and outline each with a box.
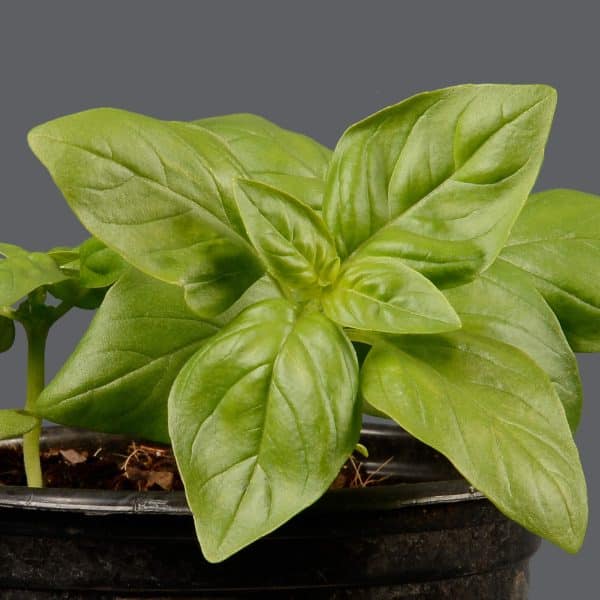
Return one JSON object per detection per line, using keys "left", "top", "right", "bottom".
{"left": 0, "top": 410, "right": 38, "bottom": 440}
{"left": 37, "top": 269, "right": 218, "bottom": 443}
{"left": 194, "top": 113, "right": 331, "bottom": 210}
{"left": 361, "top": 332, "right": 587, "bottom": 553}
{"left": 0, "top": 245, "right": 67, "bottom": 306}
{"left": 322, "top": 255, "right": 460, "bottom": 334}
{"left": 235, "top": 179, "right": 339, "bottom": 295}
{"left": 500, "top": 189, "right": 600, "bottom": 351}
{"left": 324, "top": 84, "right": 556, "bottom": 286}
{"left": 444, "top": 260, "right": 582, "bottom": 430}
{"left": 169, "top": 299, "right": 360, "bottom": 562}
{"left": 28, "top": 108, "right": 264, "bottom": 317}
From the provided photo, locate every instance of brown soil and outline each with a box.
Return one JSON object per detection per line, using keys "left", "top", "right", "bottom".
{"left": 0, "top": 443, "right": 389, "bottom": 491}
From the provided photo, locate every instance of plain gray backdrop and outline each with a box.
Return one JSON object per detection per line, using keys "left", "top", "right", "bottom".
{"left": 0, "top": 2, "right": 597, "bottom": 597}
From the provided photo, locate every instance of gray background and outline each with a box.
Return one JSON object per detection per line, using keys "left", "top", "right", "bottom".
{"left": 0, "top": 2, "right": 597, "bottom": 597}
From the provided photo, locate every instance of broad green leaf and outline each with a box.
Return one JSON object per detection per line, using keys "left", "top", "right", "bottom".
{"left": 322, "top": 255, "right": 460, "bottom": 334}
{"left": 169, "top": 298, "right": 360, "bottom": 562}
{"left": 79, "top": 238, "right": 127, "bottom": 288}
{"left": 28, "top": 108, "right": 264, "bottom": 318}
{"left": 0, "top": 245, "right": 68, "bottom": 306}
{"left": 444, "top": 260, "right": 582, "bottom": 430}
{"left": 37, "top": 269, "right": 218, "bottom": 443}
{"left": 361, "top": 332, "right": 587, "bottom": 553}
{"left": 0, "top": 316, "right": 15, "bottom": 353}
{"left": 194, "top": 113, "right": 331, "bottom": 210}
{"left": 324, "top": 84, "right": 556, "bottom": 286}
{"left": 500, "top": 189, "right": 600, "bottom": 352}
{"left": 235, "top": 179, "right": 339, "bottom": 296}
{"left": 0, "top": 409, "right": 38, "bottom": 439}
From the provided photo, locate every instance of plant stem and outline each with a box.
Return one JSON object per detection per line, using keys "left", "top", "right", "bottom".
{"left": 22, "top": 323, "right": 49, "bottom": 488}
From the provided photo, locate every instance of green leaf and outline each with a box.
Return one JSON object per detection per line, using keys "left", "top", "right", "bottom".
{"left": 324, "top": 84, "right": 556, "bottom": 286}
{"left": 361, "top": 332, "right": 587, "bottom": 553}
{"left": 193, "top": 113, "right": 331, "bottom": 210}
{"left": 46, "top": 245, "right": 80, "bottom": 272}
{"left": 47, "top": 279, "right": 107, "bottom": 310}
{"left": 500, "top": 189, "right": 600, "bottom": 352}
{"left": 322, "top": 255, "right": 460, "bottom": 334}
{"left": 0, "top": 316, "right": 15, "bottom": 353}
{"left": 28, "top": 108, "right": 264, "bottom": 318}
{"left": 214, "top": 274, "right": 284, "bottom": 327}
{"left": 234, "top": 179, "right": 339, "bottom": 296}
{"left": 79, "top": 238, "right": 127, "bottom": 288}
{"left": 0, "top": 243, "right": 30, "bottom": 259}
{"left": 444, "top": 260, "right": 582, "bottom": 430}
{"left": 169, "top": 298, "right": 360, "bottom": 562}
{"left": 0, "top": 244, "right": 68, "bottom": 306}
{"left": 37, "top": 269, "right": 218, "bottom": 443}
{"left": 0, "top": 410, "right": 38, "bottom": 439}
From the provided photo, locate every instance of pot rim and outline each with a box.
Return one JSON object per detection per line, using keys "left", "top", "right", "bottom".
{"left": 0, "top": 424, "right": 484, "bottom": 516}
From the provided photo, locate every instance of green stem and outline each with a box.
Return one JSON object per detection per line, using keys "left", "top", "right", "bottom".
{"left": 22, "top": 324, "right": 49, "bottom": 488}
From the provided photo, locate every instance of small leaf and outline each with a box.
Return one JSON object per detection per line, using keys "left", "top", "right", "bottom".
{"left": 79, "top": 238, "right": 127, "bottom": 288}
{"left": 38, "top": 269, "right": 218, "bottom": 443}
{"left": 354, "top": 443, "right": 369, "bottom": 458}
{"left": 28, "top": 108, "right": 264, "bottom": 318}
{"left": 324, "top": 84, "right": 556, "bottom": 286}
{"left": 0, "top": 316, "right": 15, "bottom": 353}
{"left": 361, "top": 332, "right": 588, "bottom": 553}
{"left": 235, "top": 179, "right": 340, "bottom": 295}
{"left": 193, "top": 113, "right": 331, "bottom": 210}
{"left": 322, "top": 255, "right": 460, "bottom": 334}
{"left": 0, "top": 244, "right": 68, "bottom": 306}
{"left": 500, "top": 189, "right": 600, "bottom": 352}
{"left": 169, "top": 298, "right": 360, "bottom": 562}
{"left": 48, "top": 279, "right": 107, "bottom": 310}
{"left": 0, "top": 410, "right": 38, "bottom": 439}
{"left": 47, "top": 245, "right": 80, "bottom": 272}
{"left": 444, "top": 260, "right": 582, "bottom": 430}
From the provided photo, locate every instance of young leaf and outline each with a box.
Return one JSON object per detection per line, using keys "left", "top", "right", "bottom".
{"left": 169, "top": 299, "right": 360, "bottom": 562}
{"left": 47, "top": 279, "right": 107, "bottom": 310}
{"left": 234, "top": 179, "right": 340, "bottom": 295}
{"left": 0, "top": 316, "right": 15, "bottom": 353}
{"left": 0, "top": 409, "right": 38, "bottom": 440}
{"left": 361, "top": 332, "right": 587, "bottom": 554}
{"left": 0, "top": 245, "right": 68, "bottom": 306}
{"left": 322, "top": 255, "right": 460, "bottom": 334}
{"left": 46, "top": 245, "right": 80, "bottom": 272}
{"left": 79, "top": 238, "right": 127, "bottom": 288}
{"left": 324, "top": 84, "right": 556, "bottom": 286}
{"left": 500, "top": 189, "right": 600, "bottom": 352}
{"left": 37, "top": 269, "right": 218, "bottom": 443}
{"left": 193, "top": 113, "right": 331, "bottom": 210}
{"left": 444, "top": 260, "right": 582, "bottom": 430}
{"left": 28, "top": 108, "right": 264, "bottom": 317}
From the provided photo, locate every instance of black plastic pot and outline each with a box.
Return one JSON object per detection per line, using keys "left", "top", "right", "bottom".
{"left": 0, "top": 423, "right": 539, "bottom": 599}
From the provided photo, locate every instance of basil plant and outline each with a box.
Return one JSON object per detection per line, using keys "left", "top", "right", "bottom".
{"left": 0, "top": 239, "right": 125, "bottom": 486}
{"left": 20, "top": 84, "right": 596, "bottom": 562}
